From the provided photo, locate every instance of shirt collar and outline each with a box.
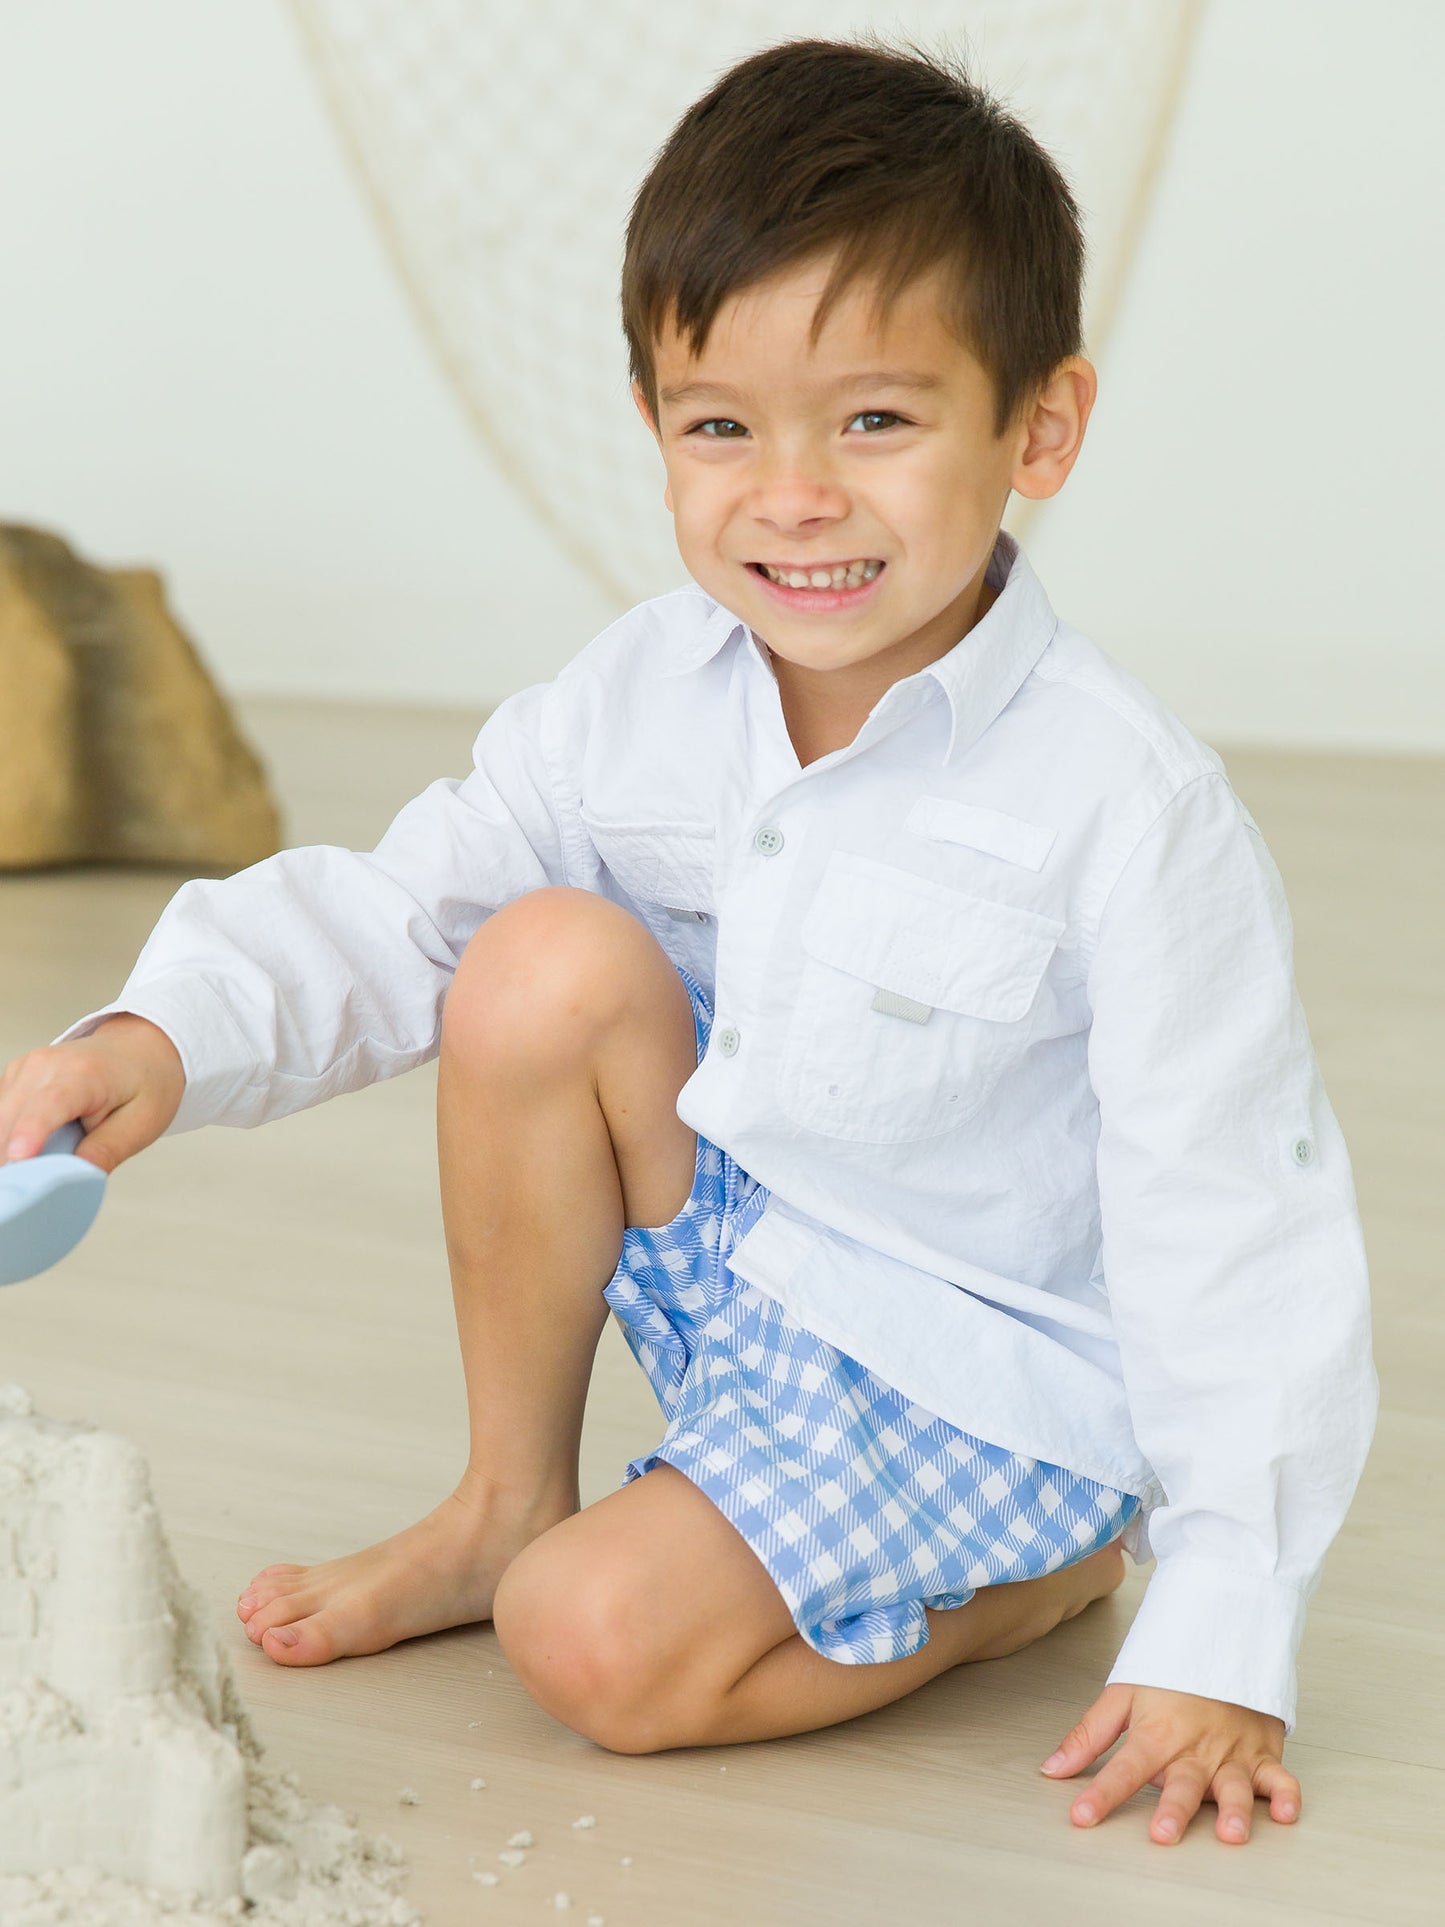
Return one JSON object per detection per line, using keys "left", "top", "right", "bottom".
{"left": 922, "top": 529, "right": 1059, "bottom": 763}
{"left": 663, "top": 528, "right": 1058, "bottom": 766}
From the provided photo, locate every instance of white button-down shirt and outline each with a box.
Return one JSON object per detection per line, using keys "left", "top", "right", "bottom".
{"left": 61, "top": 530, "right": 1377, "bottom": 1735}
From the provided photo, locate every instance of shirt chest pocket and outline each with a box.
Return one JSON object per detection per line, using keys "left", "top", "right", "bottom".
{"left": 578, "top": 809, "right": 717, "bottom": 967}
{"left": 778, "top": 851, "right": 1065, "bottom": 1143}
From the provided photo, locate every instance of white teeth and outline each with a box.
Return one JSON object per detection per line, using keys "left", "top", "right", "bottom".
{"left": 761, "top": 560, "right": 881, "bottom": 589}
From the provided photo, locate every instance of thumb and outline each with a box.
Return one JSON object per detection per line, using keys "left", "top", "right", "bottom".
{"left": 1040, "top": 1684, "right": 1133, "bottom": 1777}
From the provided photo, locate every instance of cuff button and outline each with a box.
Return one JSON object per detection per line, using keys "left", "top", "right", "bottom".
{"left": 1292, "top": 1136, "right": 1315, "bottom": 1166}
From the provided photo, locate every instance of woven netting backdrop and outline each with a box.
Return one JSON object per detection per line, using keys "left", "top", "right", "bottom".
{"left": 287, "top": 0, "right": 1202, "bottom": 607}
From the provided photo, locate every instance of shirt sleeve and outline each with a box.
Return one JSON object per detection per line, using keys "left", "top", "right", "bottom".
{"left": 52, "top": 681, "right": 572, "bottom": 1132}
{"left": 1086, "top": 770, "right": 1378, "bottom": 1736}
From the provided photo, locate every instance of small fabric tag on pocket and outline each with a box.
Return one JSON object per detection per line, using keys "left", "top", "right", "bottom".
{"left": 663, "top": 906, "right": 709, "bottom": 922}
{"left": 870, "top": 987, "right": 934, "bottom": 1024}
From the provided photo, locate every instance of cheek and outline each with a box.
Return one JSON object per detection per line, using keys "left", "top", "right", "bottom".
{"left": 663, "top": 504, "right": 728, "bottom": 584}
{"left": 670, "top": 485, "right": 727, "bottom": 552}
{"left": 894, "top": 461, "right": 997, "bottom": 555}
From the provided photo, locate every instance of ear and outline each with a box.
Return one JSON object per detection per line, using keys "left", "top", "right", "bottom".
{"left": 632, "top": 381, "right": 673, "bottom": 514}
{"left": 1009, "top": 357, "right": 1097, "bottom": 502}
{"left": 631, "top": 379, "right": 660, "bottom": 441}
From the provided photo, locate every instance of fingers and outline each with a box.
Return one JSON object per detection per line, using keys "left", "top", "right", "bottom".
{"left": 1064, "top": 1749, "right": 1302, "bottom": 1844}
{"left": 1041, "top": 1685, "right": 1302, "bottom": 1846}
{"left": 1039, "top": 1682, "right": 1132, "bottom": 1778}
{"left": 1, "top": 1023, "right": 183, "bottom": 1174}
{"left": 1144, "top": 1760, "right": 1211, "bottom": 1843}
{"left": 1068, "top": 1740, "right": 1200, "bottom": 1835}
{"left": 68, "top": 1100, "right": 158, "bottom": 1177}
{"left": 0, "top": 1047, "right": 113, "bottom": 1164}
{"left": 1211, "top": 1763, "right": 1259, "bottom": 1843}
{"left": 1149, "top": 1758, "right": 1300, "bottom": 1845}
{"left": 1254, "top": 1757, "right": 1303, "bottom": 1825}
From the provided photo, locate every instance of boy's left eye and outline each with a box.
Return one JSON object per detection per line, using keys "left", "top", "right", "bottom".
{"left": 846, "top": 411, "right": 905, "bottom": 433}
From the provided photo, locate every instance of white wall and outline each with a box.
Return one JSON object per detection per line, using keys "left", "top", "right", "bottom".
{"left": 1, "top": 0, "right": 1440, "bottom": 748}
{"left": 0, "top": 0, "right": 615, "bottom": 708}
{"left": 1025, "top": 0, "right": 1445, "bottom": 749}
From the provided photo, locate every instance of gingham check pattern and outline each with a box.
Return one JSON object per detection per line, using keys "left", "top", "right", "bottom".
{"left": 603, "top": 966, "right": 1141, "bottom": 1665}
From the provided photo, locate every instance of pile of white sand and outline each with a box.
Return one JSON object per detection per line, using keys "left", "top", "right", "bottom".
{"left": 0, "top": 1386, "right": 418, "bottom": 1926}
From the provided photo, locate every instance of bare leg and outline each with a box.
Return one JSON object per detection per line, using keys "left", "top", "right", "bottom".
{"left": 697, "top": 1543, "right": 1126, "bottom": 1747}
{"left": 494, "top": 1459, "right": 1129, "bottom": 1754}
{"left": 237, "top": 888, "right": 701, "bottom": 1665}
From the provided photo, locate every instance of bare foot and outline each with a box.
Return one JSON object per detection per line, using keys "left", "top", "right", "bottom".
{"left": 965, "top": 1539, "right": 1127, "bottom": 1664}
{"left": 235, "top": 1481, "right": 573, "bottom": 1668}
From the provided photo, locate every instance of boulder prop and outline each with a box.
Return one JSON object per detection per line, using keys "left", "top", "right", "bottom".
{"left": 0, "top": 525, "right": 282, "bottom": 871}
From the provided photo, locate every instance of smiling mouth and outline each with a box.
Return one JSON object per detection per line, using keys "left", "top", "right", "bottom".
{"left": 752, "top": 559, "right": 884, "bottom": 591}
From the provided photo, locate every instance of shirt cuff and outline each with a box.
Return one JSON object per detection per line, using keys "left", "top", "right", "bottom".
{"left": 1104, "top": 1551, "right": 1313, "bottom": 1736}
{"left": 52, "top": 974, "right": 260, "bottom": 1135}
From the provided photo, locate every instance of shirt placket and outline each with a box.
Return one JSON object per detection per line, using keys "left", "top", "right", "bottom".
{"left": 706, "top": 647, "right": 938, "bottom": 1115}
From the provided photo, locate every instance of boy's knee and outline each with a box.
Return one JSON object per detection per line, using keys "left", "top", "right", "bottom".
{"left": 441, "top": 887, "right": 650, "bottom": 1074}
{"left": 492, "top": 1545, "right": 680, "bottom": 1755}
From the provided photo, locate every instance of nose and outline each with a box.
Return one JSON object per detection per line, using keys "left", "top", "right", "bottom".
{"left": 746, "top": 448, "right": 849, "bottom": 535}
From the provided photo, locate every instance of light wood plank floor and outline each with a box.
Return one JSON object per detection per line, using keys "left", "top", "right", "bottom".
{"left": 1, "top": 699, "right": 1440, "bottom": 1926}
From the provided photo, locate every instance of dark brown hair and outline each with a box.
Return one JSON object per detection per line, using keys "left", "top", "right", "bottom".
{"left": 621, "top": 35, "right": 1086, "bottom": 440}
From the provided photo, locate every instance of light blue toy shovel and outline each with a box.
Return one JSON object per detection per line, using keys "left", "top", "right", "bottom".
{"left": 0, "top": 1122, "right": 107, "bottom": 1287}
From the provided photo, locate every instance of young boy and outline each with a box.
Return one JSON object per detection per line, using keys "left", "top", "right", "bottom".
{"left": 0, "top": 38, "right": 1375, "bottom": 1849}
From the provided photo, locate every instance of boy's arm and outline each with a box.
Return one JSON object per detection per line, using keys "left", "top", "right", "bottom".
{"left": 54, "top": 682, "right": 573, "bottom": 1132}
{"left": 1085, "top": 769, "right": 1378, "bottom": 1738}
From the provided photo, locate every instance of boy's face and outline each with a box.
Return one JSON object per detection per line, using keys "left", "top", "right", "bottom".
{"left": 635, "top": 253, "right": 1093, "bottom": 711}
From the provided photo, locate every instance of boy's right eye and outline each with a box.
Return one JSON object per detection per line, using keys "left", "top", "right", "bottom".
{"left": 689, "top": 419, "right": 748, "bottom": 438}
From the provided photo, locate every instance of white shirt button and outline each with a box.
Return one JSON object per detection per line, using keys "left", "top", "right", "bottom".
{"left": 716, "top": 1025, "right": 740, "bottom": 1057}
{"left": 1292, "top": 1136, "right": 1315, "bottom": 1166}
{"left": 753, "top": 826, "right": 784, "bottom": 856}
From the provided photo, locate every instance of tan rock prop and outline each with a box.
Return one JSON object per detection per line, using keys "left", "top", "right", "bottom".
{"left": 0, "top": 524, "right": 282, "bottom": 870}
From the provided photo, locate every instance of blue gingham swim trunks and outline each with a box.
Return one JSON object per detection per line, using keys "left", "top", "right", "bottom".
{"left": 602, "top": 963, "right": 1142, "bottom": 1667}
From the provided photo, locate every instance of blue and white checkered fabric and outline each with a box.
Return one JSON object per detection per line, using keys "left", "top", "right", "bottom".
{"left": 603, "top": 964, "right": 1141, "bottom": 1666}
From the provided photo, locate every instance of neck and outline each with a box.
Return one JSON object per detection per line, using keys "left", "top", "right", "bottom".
{"left": 765, "top": 570, "right": 1001, "bottom": 768}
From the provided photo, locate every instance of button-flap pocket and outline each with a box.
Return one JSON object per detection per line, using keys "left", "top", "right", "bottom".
{"left": 799, "top": 850, "right": 1063, "bottom": 1021}
{"left": 579, "top": 809, "right": 716, "bottom": 916}
{"left": 780, "top": 851, "right": 1065, "bottom": 1142}
{"left": 905, "top": 795, "right": 1057, "bottom": 871}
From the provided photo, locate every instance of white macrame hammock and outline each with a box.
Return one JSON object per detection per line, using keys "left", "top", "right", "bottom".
{"left": 286, "top": 0, "right": 1203, "bottom": 609}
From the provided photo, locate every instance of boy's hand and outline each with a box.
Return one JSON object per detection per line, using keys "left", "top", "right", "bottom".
{"left": 1039, "top": 1682, "right": 1301, "bottom": 1844}
{"left": 0, "top": 1015, "right": 185, "bottom": 1175}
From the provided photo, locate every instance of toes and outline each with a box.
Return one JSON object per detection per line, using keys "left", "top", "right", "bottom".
{"left": 240, "top": 1563, "right": 304, "bottom": 1599}
{"left": 245, "top": 1592, "right": 315, "bottom": 1647}
{"left": 237, "top": 1572, "right": 305, "bottom": 1623}
{"left": 260, "top": 1612, "right": 339, "bottom": 1667}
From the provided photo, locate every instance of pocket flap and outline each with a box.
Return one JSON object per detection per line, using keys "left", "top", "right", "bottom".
{"left": 579, "top": 809, "right": 716, "bottom": 911}
{"left": 799, "top": 851, "right": 1064, "bottom": 1021}
{"left": 906, "top": 796, "right": 1057, "bottom": 871}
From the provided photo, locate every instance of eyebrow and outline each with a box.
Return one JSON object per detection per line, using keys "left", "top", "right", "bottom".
{"left": 658, "top": 370, "right": 944, "bottom": 408}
